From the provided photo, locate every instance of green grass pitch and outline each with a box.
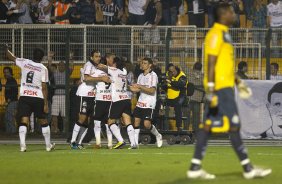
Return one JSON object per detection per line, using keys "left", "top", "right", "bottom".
{"left": 0, "top": 144, "right": 281, "bottom": 184}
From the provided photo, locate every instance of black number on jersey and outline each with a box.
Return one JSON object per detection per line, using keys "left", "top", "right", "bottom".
{"left": 122, "top": 79, "right": 127, "bottom": 91}
{"left": 105, "top": 82, "right": 111, "bottom": 89}
{"left": 26, "top": 71, "right": 35, "bottom": 83}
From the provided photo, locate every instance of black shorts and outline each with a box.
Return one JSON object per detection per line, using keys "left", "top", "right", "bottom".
{"left": 93, "top": 100, "right": 111, "bottom": 122}
{"left": 108, "top": 99, "right": 132, "bottom": 119}
{"left": 204, "top": 88, "right": 240, "bottom": 129}
{"left": 78, "top": 96, "right": 95, "bottom": 116}
{"left": 133, "top": 107, "right": 154, "bottom": 121}
{"left": 18, "top": 96, "right": 46, "bottom": 119}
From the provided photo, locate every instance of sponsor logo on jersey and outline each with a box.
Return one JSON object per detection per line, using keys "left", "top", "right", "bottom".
{"left": 119, "top": 95, "right": 128, "bottom": 99}
{"left": 23, "top": 90, "right": 38, "bottom": 96}
{"left": 137, "top": 102, "right": 147, "bottom": 108}
{"left": 23, "top": 64, "right": 42, "bottom": 72}
{"left": 88, "top": 91, "right": 96, "bottom": 97}
{"left": 102, "top": 95, "right": 112, "bottom": 100}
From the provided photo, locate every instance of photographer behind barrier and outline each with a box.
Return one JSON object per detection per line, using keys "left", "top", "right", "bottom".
{"left": 164, "top": 63, "right": 188, "bottom": 131}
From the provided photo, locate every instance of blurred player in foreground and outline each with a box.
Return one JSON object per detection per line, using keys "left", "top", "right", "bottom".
{"left": 187, "top": 3, "right": 272, "bottom": 180}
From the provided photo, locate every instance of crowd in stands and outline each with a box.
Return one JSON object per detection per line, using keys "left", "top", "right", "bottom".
{"left": 0, "top": 0, "right": 281, "bottom": 28}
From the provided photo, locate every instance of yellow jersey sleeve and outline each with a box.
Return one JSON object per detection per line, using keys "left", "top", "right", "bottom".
{"left": 205, "top": 31, "right": 223, "bottom": 56}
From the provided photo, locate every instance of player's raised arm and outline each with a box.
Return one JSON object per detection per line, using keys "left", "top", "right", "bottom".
{"left": 5, "top": 45, "right": 16, "bottom": 63}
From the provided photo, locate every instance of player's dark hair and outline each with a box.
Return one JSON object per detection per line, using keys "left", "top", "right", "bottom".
{"left": 105, "top": 52, "right": 116, "bottom": 58}
{"left": 3, "top": 66, "right": 13, "bottom": 76}
{"left": 166, "top": 63, "right": 180, "bottom": 74}
{"left": 143, "top": 57, "right": 153, "bottom": 65}
{"left": 193, "top": 62, "right": 202, "bottom": 71}
{"left": 113, "top": 56, "right": 124, "bottom": 70}
{"left": 33, "top": 48, "right": 44, "bottom": 63}
{"left": 90, "top": 50, "right": 100, "bottom": 57}
{"left": 238, "top": 61, "right": 247, "bottom": 70}
{"left": 267, "top": 82, "right": 282, "bottom": 103}
{"left": 214, "top": 3, "right": 232, "bottom": 22}
{"left": 271, "top": 63, "right": 279, "bottom": 70}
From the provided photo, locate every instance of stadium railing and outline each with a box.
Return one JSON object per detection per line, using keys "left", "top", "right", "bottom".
{"left": 0, "top": 25, "right": 281, "bottom": 134}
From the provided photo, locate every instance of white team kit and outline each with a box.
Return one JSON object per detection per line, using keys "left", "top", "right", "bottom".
{"left": 136, "top": 71, "right": 158, "bottom": 109}
{"left": 16, "top": 58, "right": 49, "bottom": 99}
{"left": 15, "top": 57, "right": 53, "bottom": 152}
{"left": 76, "top": 61, "right": 99, "bottom": 116}
{"left": 107, "top": 67, "right": 132, "bottom": 119}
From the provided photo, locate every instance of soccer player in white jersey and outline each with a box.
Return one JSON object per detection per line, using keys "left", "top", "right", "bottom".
{"left": 98, "top": 56, "right": 137, "bottom": 149}
{"left": 130, "top": 58, "right": 163, "bottom": 148}
{"left": 70, "top": 50, "right": 111, "bottom": 149}
{"left": 6, "top": 47, "right": 54, "bottom": 152}
{"left": 93, "top": 53, "right": 116, "bottom": 149}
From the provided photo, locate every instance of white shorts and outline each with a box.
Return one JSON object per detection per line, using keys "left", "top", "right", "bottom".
{"left": 144, "top": 27, "right": 160, "bottom": 44}
{"left": 51, "top": 95, "right": 66, "bottom": 117}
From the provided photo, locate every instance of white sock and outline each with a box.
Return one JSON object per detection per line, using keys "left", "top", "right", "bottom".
{"left": 71, "top": 123, "right": 81, "bottom": 143}
{"left": 127, "top": 124, "right": 136, "bottom": 147}
{"left": 19, "top": 126, "right": 27, "bottom": 146}
{"left": 109, "top": 124, "right": 124, "bottom": 143}
{"left": 42, "top": 126, "right": 51, "bottom": 147}
{"left": 105, "top": 124, "right": 113, "bottom": 147}
{"left": 134, "top": 128, "right": 140, "bottom": 146}
{"left": 150, "top": 125, "right": 160, "bottom": 137}
{"left": 78, "top": 128, "right": 88, "bottom": 145}
{"left": 94, "top": 120, "right": 101, "bottom": 145}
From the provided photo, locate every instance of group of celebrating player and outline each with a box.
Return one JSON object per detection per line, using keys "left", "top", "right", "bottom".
{"left": 6, "top": 46, "right": 163, "bottom": 151}
{"left": 70, "top": 50, "right": 163, "bottom": 150}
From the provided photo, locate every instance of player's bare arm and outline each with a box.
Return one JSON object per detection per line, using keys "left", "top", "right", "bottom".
{"left": 84, "top": 74, "right": 111, "bottom": 83}
{"left": 42, "top": 82, "right": 48, "bottom": 114}
{"left": 5, "top": 46, "right": 16, "bottom": 63}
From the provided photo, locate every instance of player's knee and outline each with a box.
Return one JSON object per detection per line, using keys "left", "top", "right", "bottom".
{"left": 18, "top": 122, "right": 28, "bottom": 127}
{"left": 20, "top": 117, "right": 29, "bottom": 124}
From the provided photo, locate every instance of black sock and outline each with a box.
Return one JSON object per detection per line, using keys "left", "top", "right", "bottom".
{"left": 229, "top": 131, "right": 253, "bottom": 172}
{"left": 190, "top": 129, "right": 210, "bottom": 171}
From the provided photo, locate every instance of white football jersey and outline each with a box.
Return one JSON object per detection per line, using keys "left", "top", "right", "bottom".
{"left": 108, "top": 67, "right": 129, "bottom": 102}
{"left": 16, "top": 58, "right": 49, "bottom": 99}
{"left": 76, "top": 61, "right": 97, "bottom": 97}
{"left": 136, "top": 71, "right": 158, "bottom": 109}
{"left": 267, "top": 1, "right": 282, "bottom": 27}
{"left": 95, "top": 69, "right": 112, "bottom": 101}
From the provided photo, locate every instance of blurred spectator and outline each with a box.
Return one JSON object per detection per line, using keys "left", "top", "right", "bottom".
{"left": 250, "top": 0, "right": 267, "bottom": 28}
{"left": 144, "top": 0, "right": 162, "bottom": 58}
{"left": 134, "top": 57, "right": 143, "bottom": 80}
{"left": 127, "top": 0, "right": 149, "bottom": 25}
{"left": 101, "top": 0, "right": 120, "bottom": 25}
{"left": 267, "top": 0, "right": 282, "bottom": 57}
{"left": 30, "top": 0, "right": 39, "bottom": 23}
{"left": 249, "top": 0, "right": 267, "bottom": 45}
{"left": 72, "top": 0, "right": 95, "bottom": 24}
{"left": 189, "top": 62, "right": 204, "bottom": 133}
{"left": 37, "top": 0, "right": 52, "bottom": 23}
{"left": 186, "top": 0, "right": 206, "bottom": 27}
{"left": 51, "top": 0, "right": 71, "bottom": 24}
{"left": 270, "top": 63, "right": 282, "bottom": 80}
{"left": 161, "top": 0, "right": 181, "bottom": 25}
{"left": 51, "top": 60, "right": 73, "bottom": 133}
{"left": 125, "top": 59, "right": 135, "bottom": 99}
{"left": 3, "top": 67, "right": 18, "bottom": 134}
{"left": 7, "top": 0, "right": 19, "bottom": 23}
{"left": 242, "top": 0, "right": 253, "bottom": 19}
{"left": 7, "top": 0, "right": 33, "bottom": 23}
{"left": 223, "top": 0, "right": 243, "bottom": 27}
{"left": 206, "top": 0, "right": 220, "bottom": 27}
{"left": 236, "top": 61, "right": 249, "bottom": 79}
{"left": 0, "top": 0, "right": 9, "bottom": 24}
{"left": 94, "top": 0, "right": 103, "bottom": 23}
